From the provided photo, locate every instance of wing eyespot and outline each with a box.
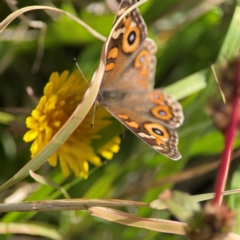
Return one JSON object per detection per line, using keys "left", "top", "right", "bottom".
{"left": 128, "top": 31, "right": 136, "bottom": 45}
{"left": 152, "top": 127, "right": 164, "bottom": 136}
{"left": 134, "top": 49, "right": 149, "bottom": 68}
{"left": 151, "top": 106, "right": 173, "bottom": 121}
{"left": 149, "top": 92, "right": 164, "bottom": 104}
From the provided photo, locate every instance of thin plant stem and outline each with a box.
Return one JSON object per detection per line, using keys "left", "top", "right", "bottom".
{"left": 213, "top": 58, "right": 240, "bottom": 205}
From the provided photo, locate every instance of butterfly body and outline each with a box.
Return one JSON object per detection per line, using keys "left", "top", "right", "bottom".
{"left": 96, "top": 0, "right": 184, "bottom": 160}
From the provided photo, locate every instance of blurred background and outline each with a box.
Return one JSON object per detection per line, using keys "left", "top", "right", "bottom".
{"left": 0, "top": 0, "right": 240, "bottom": 239}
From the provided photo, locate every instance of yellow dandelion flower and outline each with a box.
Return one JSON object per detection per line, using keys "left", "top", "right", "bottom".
{"left": 23, "top": 71, "right": 121, "bottom": 178}
{"left": 98, "top": 137, "right": 121, "bottom": 160}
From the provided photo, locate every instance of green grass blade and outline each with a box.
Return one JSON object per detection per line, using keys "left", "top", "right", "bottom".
{"left": 164, "top": 69, "right": 207, "bottom": 100}
{"left": 217, "top": 4, "right": 240, "bottom": 63}
{"left": 0, "top": 222, "right": 62, "bottom": 240}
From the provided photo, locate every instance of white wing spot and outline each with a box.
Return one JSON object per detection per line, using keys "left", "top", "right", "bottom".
{"left": 112, "top": 28, "right": 126, "bottom": 39}
{"left": 138, "top": 132, "right": 155, "bottom": 139}
{"left": 130, "top": 21, "right": 137, "bottom": 28}
{"left": 153, "top": 146, "right": 164, "bottom": 151}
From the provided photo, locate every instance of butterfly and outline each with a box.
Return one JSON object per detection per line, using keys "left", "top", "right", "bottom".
{"left": 94, "top": 0, "right": 184, "bottom": 160}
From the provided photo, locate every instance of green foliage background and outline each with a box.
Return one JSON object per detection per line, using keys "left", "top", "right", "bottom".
{"left": 0, "top": 0, "right": 240, "bottom": 239}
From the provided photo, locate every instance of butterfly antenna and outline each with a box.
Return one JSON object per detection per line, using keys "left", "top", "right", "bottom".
{"left": 91, "top": 101, "right": 97, "bottom": 128}
{"left": 73, "top": 58, "right": 89, "bottom": 86}
{"left": 211, "top": 64, "right": 226, "bottom": 104}
{"left": 74, "top": 58, "right": 97, "bottom": 127}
